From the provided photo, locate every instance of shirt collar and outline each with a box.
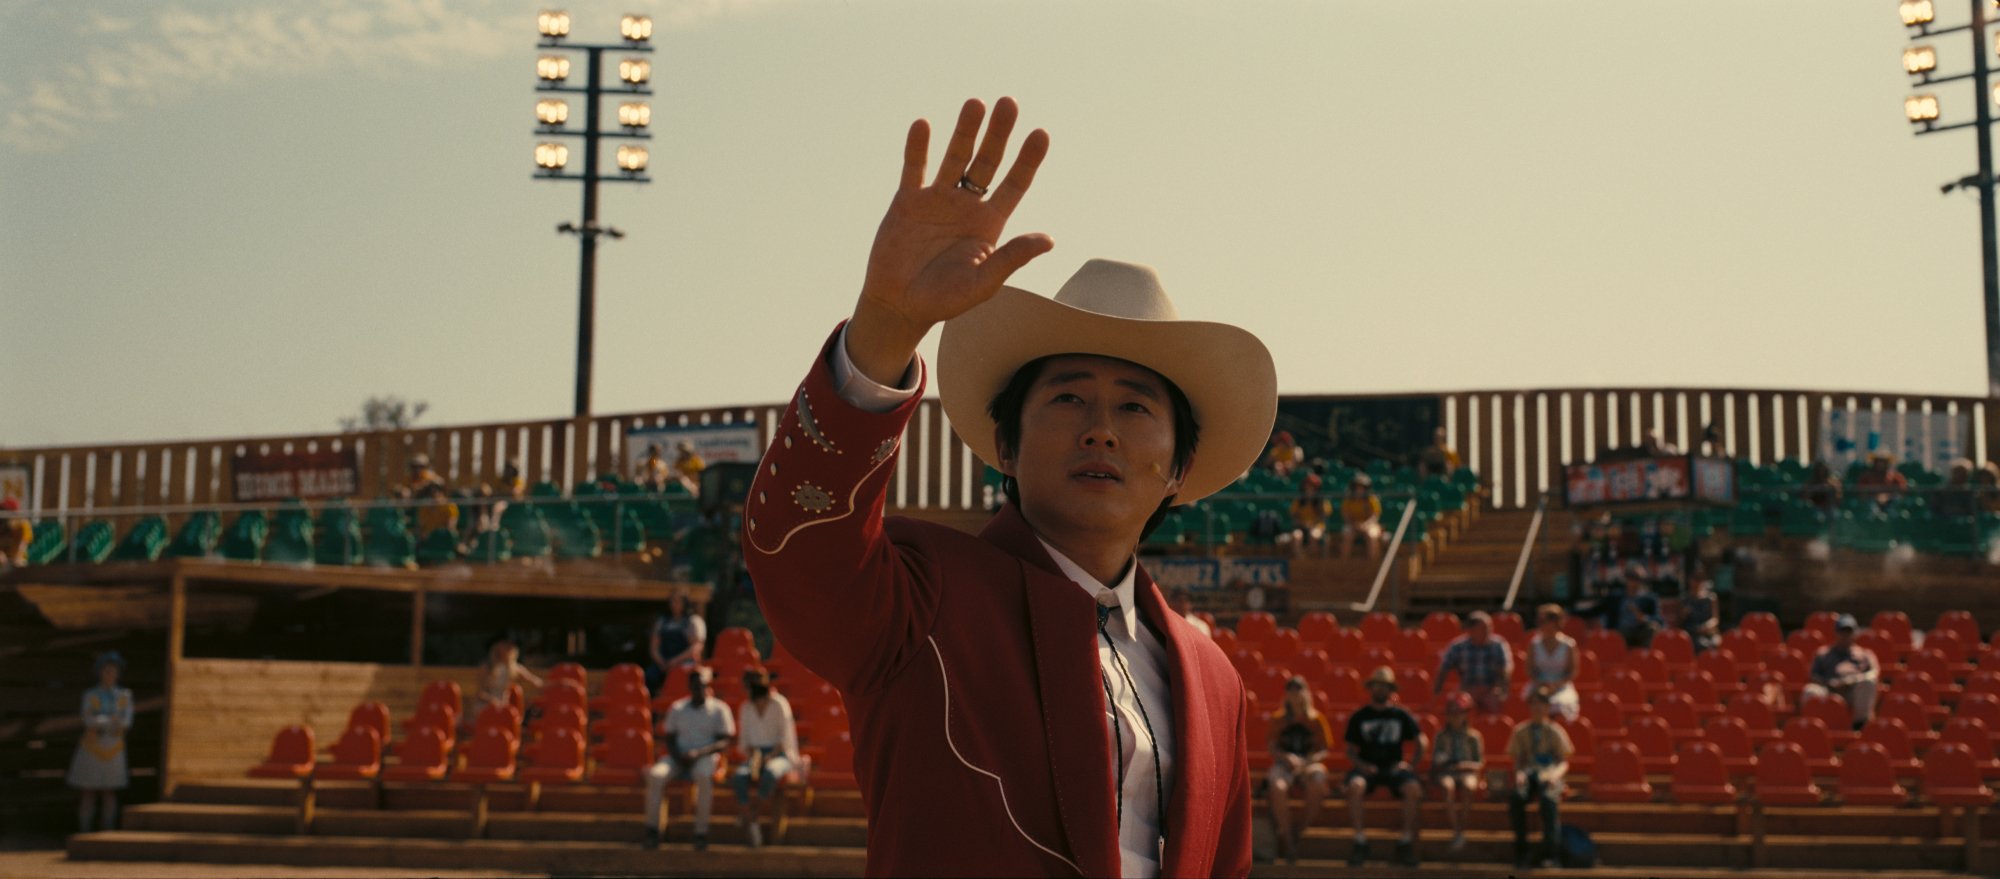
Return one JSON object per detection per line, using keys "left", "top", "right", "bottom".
{"left": 1036, "top": 538, "right": 1140, "bottom": 638}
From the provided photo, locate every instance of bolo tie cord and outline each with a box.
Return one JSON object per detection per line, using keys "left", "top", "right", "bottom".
{"left": 1097, "top": 602, "right": 1168, "bottom": 846}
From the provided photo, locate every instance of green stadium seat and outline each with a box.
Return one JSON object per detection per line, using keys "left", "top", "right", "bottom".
{"left": 361, "top": 506, "right": 415, "bottom": 567}
{"left": 262, "top": 506, "right": 314, "bottom": 564}
{"left": 465, "top": 529, "right": 511, "bottom": 563}
{"left": 1778, "top": 502, "right": 1829, "bottom": 539}
{"left": 26, "top": 518, "right": 68, "bottom": 565}
{"left": 415, "top": 528, "right": 459, "bottom": 565}
{"left": 1831, "top": 509, "right": 1895, "bottom": 554}
{"left": 73, "top": 520, "right": 115, "bottom": 563}
{"left": 545, "top": 504, "right": 603, "bottom": 559}
{"left": 500, "top": 503, "right": 552, "bottom": 557}
{"left": 314, "top": 503, "right": 363, "bottom": 565}
{"left": 109, "top": 516, "right": 168, "bottom": 562}
{"left": 166, "top": 511, "right": 221, "bottom": 558}
{"left": 221, "top": 511, "right": 269, "bottom": 562}
{"left": 529, "top": 481, "right": 564, "bottom": 499}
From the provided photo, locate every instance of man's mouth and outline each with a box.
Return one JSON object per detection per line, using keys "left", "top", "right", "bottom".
{"left": 1070, "top": 464, "right": 1123, "bottom": 482}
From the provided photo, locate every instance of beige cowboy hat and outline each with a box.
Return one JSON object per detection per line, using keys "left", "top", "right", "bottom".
{"left": 1366, "top": 666, "right": 1398, "bottom": 689}
{"left": 937, "top": 259, "right": 1278, "bottom": 503}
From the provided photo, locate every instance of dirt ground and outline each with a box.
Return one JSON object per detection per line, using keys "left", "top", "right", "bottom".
{"left": 0, "top": 850, "right": 547, "bottom": 879}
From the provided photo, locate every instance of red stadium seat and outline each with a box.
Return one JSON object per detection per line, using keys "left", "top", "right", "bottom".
{"left": 1589, "top": 740, "right": 1654, "bottom": 803}
{"left": 1626, "top": 649, "right": 1673, "bottom": 698}
{"left": 1696, "top": 650, "right": 1749, "bottom": 700}
{"left": 589, "top": 724, "right": 654, "bottom": 786}
{"left": 1626, "top": 714, "right": 1679, "bottom": 775}
{"left": 1855, "top": 629, "right": 1903, "bottom": 667}
{"left": 1786, "top": 628, "right": 1831, "bottom": 659}
{"left": 1924, "top": 742, "right": 1998, "bottom": 807}
{"left": 1359, "top": 612, "right": 1400, "bottom": 645}
{"left": 542, "top": 679, "right": 589, "bottom": 713}
{"left": 520, "top": 726, "right": 587, "bottom": 785}
{"left": 1579, "top": 691, "right": 1628, "bottom": 740}
{"left": 590, "top": 676, "right": 652, "bottom": 714}
{"left": 1936, "top": 610, "right": 1981, "bottom": 648}
{"left": 1246, "top": 666, "right": 1291, "bottom": 704}
{"left": 1652, "top": 629, "right": 1696, "bottom": 672}
{"left": 1210, "top": 625, "right": 1240, "bottom": 656}
{"left": 1297, "top": 611, "right": 1340, "bottom": 646}
{"left": 346, "top": 701, "right": 391, "bottom": 744}
{"left": 1727, "top": 693, "right": 1786, "bottom": 748}
{"left": 1903, "top": 651, "right": 1963, "bottom": 702}
{"left": 1562, "top": 616, "right": 1589, "bottom": 642}
{"left": 249, "top": 725, "right": 316, "bottom": 779}
{"left": 1739, "top": 612, "right": 1784, "bottom": 654}
{"left": 1360, "top": 645, "right": 1397, "bottom": 673}
{"left": 1766, "top": 649, "right": 1812, "bottom": 701}
{"left": 1836, "top": 742, "right": 1910, "bottom": 806}
{"left": 1939, "top": 717, "right": 2000, "bottom": 779}
{"left": 1674, "top": 670, "right": 1724, "bottom": 715}
{"left": 1719, "top": 631, "right": 1765, "bottom": 674}
{"left": 1752, "top": 741, "right": 1823, "bottom": 806}
{"left": 528, "top": 704, "right": 588, "bottom": 741}
{"left": 1870, "top": 611, "right": 1914, "bottom": 655}
{"left": 1799, "top": 692, "right": 1859, "bottom": 746}
{"left": 1780, "top": 716, "right": 1841, "bottom": 776}
{"left": 1925, "top": 630, "right": 1974, "bottom": 669}
{"left": 1670, "top": 741, "right": 1739, "bottom": 804}
{"left": 1804, "top": 611, "right": 1841, "bottom": 640}
{"left": 473, "top": 703, "right": 522, "bottom": 742}
{"left": 1703, "top": 715, "right": 1758, "bottom": 777}
{"left": 1227, "top": 648, "right": 1265, "bottom": 679}
{"left": 1653, "top": 692, "right": 1705, "bottom": 743}
{"left": 1583, "top": 629, "right": 1628, "bottom": 666}
{"left": 418, "top": 679, "right": 462, "bottom": 714}
{"left": 1289, "top": 649, "right": 1334, "bottom": 686}
{"left": 1858, "top": 717, "right": 1923, "bottom": 777}
{"left": 1393, "top": 630, "right": 1436, "bottom": 668}
{"left": 1877, "top": 693, "right": 1942, "bottom": 749}
{"left": 1476, "top": 714, "right": 1518, "bottom": 774}
{"left": 1492, "top": 611, "right": 1528, "bottom": 646}
{"left": 1326, "top": 629, "right": 1365, "bottom": 663}
{"left": 1968, "top": 670, "right": 2000, "bottom": 700}
{"left": 318, "top": 725, "right": 382, "bottom": 781}
{"left": 1238, "top": 611, "right": 1280, "bottom": 645}
{"left": 1958, "top": 693, "right": 2000, "bottom": 749}
{"left": 606, "top": 661, "right": 646, "bottom": 689}
{"left": 1264, "top": 628, "right": 1305, "bottom": 664}
{"left": 402, "top": 700, "right": 458, "bottom": 744}
{"left": 456, "top": 726, "right": 519, "bottom": 783}
{"left": 1420, "top": 612, "right": 1462, "bottom": 646}
{"left": 1319, "top": 666, "right": 1366, "bottom": 710}
{"left": 716, "top": 626, "right": 760, "bottom": 660}
{"left": 546, "top": 662, "right": 588, "bottom": 690}
{"left": 1558, "top": 715, "right": 1598, "bottom": 776}
{"left": 1600, "top": 666, "right": 1646, "bottom": 711}
{"left": 381, "top": 726, "right": 452, "bottom": 783}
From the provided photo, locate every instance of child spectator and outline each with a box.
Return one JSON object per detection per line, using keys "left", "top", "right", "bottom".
{"left": 68, "top": 652, "right": 134, "bottom": 832}
{"left": 1801, "top": 461, "right": 1842, "bottom": 513}
{"left": 415, "top": 482, "right": 458, "bottom": 538}
{"left": 1507, "top": 686, "right": 1574, "bottom": 869}
{"left": 1431, "top": 692, "right": 1484, "bottom": 852}
{"left": 1854, "top": 453, "right": 1907, "bottom": 510}
{"left": 1615, "top": 574, "right": 1664, "bottom": 648}
{"left": 1267, "top": 675, "right": 1334, "bottom": 865}
{"left": 1339, "top": 475, "right": 1384, "bottom": 562}
{"left": 635, "top": 444, "right": 673, "bottom": 493}
{"left": 472, "top": 633, "right": 542, "bottom": 714}
{"left": 672, "top": 441, "right": 706, "bottom": 495}
{"left": 645, "top": 667, "right": 735, "bottom": 851}
{"left": 731, "top": 669, "right": 798, "bottom": 849}
{"left": 1286, "top": 474, "right": 1333, "bottom": 558}
{"left": 1342, "top": 667, "right": 1426, "bottom": 867}
{"left": 1265, "top": 430, "right": 1304, "bottom": 479}
{"left": 0, "top": 498, "right": 30, "bottom": 570}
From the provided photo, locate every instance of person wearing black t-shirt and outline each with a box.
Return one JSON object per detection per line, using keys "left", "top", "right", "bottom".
{"left": 1341, "top": 666, "right": 1426, "bottom": 868}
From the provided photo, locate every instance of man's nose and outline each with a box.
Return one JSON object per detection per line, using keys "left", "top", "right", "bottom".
{"left": 1079, "top": 407, "right": 1118, "bottom": 449}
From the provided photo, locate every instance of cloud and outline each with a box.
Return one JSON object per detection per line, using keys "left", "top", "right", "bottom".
{"left": 1, "top": 0, "right": 773, "bottom": 152}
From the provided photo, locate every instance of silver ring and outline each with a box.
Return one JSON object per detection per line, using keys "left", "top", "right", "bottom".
{"left": 956, "top": 175, "right": 988, "bottom": 196}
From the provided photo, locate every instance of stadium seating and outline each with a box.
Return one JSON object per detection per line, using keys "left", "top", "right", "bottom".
{"left": 1835, "top": 741, "right": 1909, "bottom": 806}
{"left": 380, "top": 727, "right": 451, "bottom": 783}
{"left": 1670, "top": 741, "right": 1738, "bottom": 804}
{"left": 317, "top": 726, "right": 382, "bottom": 781}
{"left": 1924, "top": 743, "right": 1997, "bottom": 807}
{"left": 1752, "top": 741, "right": 1822, "bottom": 806}
{"left": 248, "top": 725, "right": 316, "bottom": 780}
{"left": 1588, "top": 740, "right": 1654, "bottom": 803}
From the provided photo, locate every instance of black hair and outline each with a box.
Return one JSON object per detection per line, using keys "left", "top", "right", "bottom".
{"left": 987, "top": 355, "right": 1200, "bottom": 541}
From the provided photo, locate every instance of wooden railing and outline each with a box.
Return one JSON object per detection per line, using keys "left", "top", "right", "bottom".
{"left": 4, "top": 387, "right": 1994, "bottom": 517}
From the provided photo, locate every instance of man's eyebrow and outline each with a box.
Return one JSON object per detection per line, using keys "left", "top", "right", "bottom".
{"left": 1040, "top": 371, "right": 1163, "bottom": 401}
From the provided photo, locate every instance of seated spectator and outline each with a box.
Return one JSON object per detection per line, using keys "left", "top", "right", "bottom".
{"left": 1639, "top": 429, "right": 1679, "bottom": 456}
{"left": 471, "top": 633, "right": 543, "bottom": 715}
{"left": 635, "top": 444, "right": 672, "bottom": 493}
{"left": 1524, "top": 604, "right": 1581, "bottom": 721}
{"left": 1431, "top": 692, "right": 1484, "bottom": 852}
{"left": 731, "top": 669, "right": 798, "bottom": 849}
{"left": 415, "top": 482, "right": 458, "bottom": 538}
{"left": 1267, "top": 675, "right": 1334, "bottom": 866}
{"left": 1980, "top": 462, "right": 2000, "bottom": 513}
{"left": 1615, "top": 573, "right": 1664, "bottom": 649}
{"left": 1338, "top": 475, "right": 1384, "bottom": 562}
{"left": 1854, "top": 453, "right": 1907, "bottom": 510}
{"left": 1168, "top": 587, "right": 1211, "bottom": 637}
{"left": 672, "top": 441, "right": 706, "bottom": 496}
{"left": 1801, "top": 461, "right": 1843, "bottom": 513}
{"left": 647, "top": 589, "right": 708, "bottom": 696}
{"left": 1681, "top": 569, "right": 1720, "bottom": 653}
{"left": 1265, "top": 430, "right": 1304, "bottom": 480}
{"left": 644, "top": 667, "right": 735, "bottom": 851}
{"left": 0, "top": 498, "right": 30, "bottom": 570}
{"left": 1343, "top": 667, "right": 1426, "bottom": 868}
{"left": 498, "top": 461, "right": 527, "bottom": 502}
{"left": 1435, "top": 611, "right": 1512, "bottom": 714}
{"left": 405, "top": 454, "right": 445, "bottom": 495}
{"left": 1933, "top": 458, "right": 1977, "bottom": 520}
{"left": 1507, "top": 686, "right": 1574, "bottom": 869}
{"left": 1286, "top": 474, "right": 1333, "bottom": 558}
{"left": 1417, "top": 427, "right": 1461, "bottom": 479}
{"left": 1803, "top": 615, "right": 1879, "bottom": 731}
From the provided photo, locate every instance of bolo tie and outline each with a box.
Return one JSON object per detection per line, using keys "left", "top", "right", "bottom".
{"left": 1095, "top": 590, "right": 1168, "bottom": 856}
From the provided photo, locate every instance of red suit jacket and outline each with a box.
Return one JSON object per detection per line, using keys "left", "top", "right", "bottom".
{"left": 742, "top": 327, "right": 1253, "bottom": 877}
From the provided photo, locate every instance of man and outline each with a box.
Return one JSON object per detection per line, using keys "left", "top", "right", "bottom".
{"left": 743, "top": 97, "right": 1270, "bottom": 876}
{"left": 1417, "top": 427, "right": 1461, "bottom": 479}
{"left": 644, "top": 667, "right": 735, "bottom": 851}
{"left": 1339, "top": 474, "right": 1384, "bottom": 561}
{"left": 1615, "top": 573, "right": 1664, "bottom": 648}
{"left": 1803, "top": 615, "right": 1880, "bottom": 731}
{"left": 1342, "top": 667, "right": 1426, "bottom": 868}
{"left": 1506, "top": 686, "right": 1573, "bottom": 869}
{"left": 731, "top": 668, "right": 799, "bottom": 848}
{"left": 1435, "top": 611, "right": 1512, "bottom": 714}
{"left": 635, "top": 444, "right": 672, "bottom": 492}
{"left": 1855, "top": 453, "right": 1908, "bottom": 510}
{"left": 405, "top": 454, "right": 444, "bottom": 494}
{"left": 672, "top": 440, "right": 705, "bottom": 495}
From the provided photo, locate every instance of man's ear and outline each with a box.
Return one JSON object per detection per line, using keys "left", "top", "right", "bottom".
{"left": 1164, "top": 452, "right": 1195, "bottom": 499}
{"left": 993, "top": 426, "right": 1017, "bottom": 478}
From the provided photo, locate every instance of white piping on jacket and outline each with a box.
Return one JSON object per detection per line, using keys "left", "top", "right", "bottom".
{"left": 928, "top": 635, "right": 1085, "bottom": 876}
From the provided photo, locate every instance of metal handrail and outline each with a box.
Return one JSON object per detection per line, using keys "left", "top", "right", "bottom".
{"left": 1502, "top": 492, "right": 1549, "bottom": 612}
{"left": 1349, "top": 497, "right": 1419, "bottom": 614}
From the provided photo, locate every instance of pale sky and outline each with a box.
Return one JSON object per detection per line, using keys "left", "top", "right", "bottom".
{"left": 2, "top": 0, "right": 1993, "bottom": 449}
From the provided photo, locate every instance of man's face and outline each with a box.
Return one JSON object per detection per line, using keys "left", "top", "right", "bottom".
{"left": 1467, "top": 621, "right": 1490, "bottom": 644}
{"left": 998, "top": 355, "right": 1184, "bottom": 541}
{"left": 688, "top": 675, "right": 709, "bottom": 702}
{"left": 1367, "top": 682, "right": 1394, "bottom": 704}
{"left": 1836, "top": 628, "right": 1856, "bottom": 648}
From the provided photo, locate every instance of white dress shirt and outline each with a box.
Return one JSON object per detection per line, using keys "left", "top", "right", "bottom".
{"left": 831, "top": 329, "right": 1176, "bottom": 877}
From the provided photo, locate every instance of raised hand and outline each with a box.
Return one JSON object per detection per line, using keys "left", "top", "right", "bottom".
{"left": 846, "top": 97, "right": 1051, "bottom": 385}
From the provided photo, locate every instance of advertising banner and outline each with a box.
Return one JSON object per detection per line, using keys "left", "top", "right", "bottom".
{"left": 1565, "top": 456, "right": 1694, "bottom": 507}
{"left": 1818, "top": 409, "right": 1966, "bottom": 475}
{"left": 231, "top": 449, "right": 360, "bottom": 502}
{"left": 624, "top": 424, "right": 763, "bottom": 478}
{"left": 0, "top": 464, "right": 31, "bottom": 513}
{"left": 1147, "top": 556, "right": 1291, "bottom": 616}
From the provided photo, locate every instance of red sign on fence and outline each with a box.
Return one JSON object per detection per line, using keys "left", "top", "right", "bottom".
{"left": 232, "top": 449, "right": 361, "bottom": 502}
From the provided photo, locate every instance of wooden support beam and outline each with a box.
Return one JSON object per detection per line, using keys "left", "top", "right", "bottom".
{"left": 410, "top": 587, "right": 426, "bottom": 670}
{"left": 161, "top": 570, "right": 185, "bottom": 800}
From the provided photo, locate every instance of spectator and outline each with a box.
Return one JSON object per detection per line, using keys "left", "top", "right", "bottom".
{"left": 1265, "top": 430, "right": 1304, "bottom": 480}
{"left": 1418, "top": 427, "right": 1461, "bottom": 479}
{"left": 1435, "top": 611, "right": 1512, "bottom": 714}
{"left": 1168, "top": 587, "right": 1211, "bottom": 637}
{"left": 636, "top": 444, "right": 673, "bottom": 493}
{"left": 1343, "top": 666, "right": 1426, "bottom": 868}
{"left": 498, "top": 461, "right": 527, "bottom": 502}
{"left": 1933, "top": 458, "right": 1978, "bottom": 520}
{"left": 1506, "top": 686, "right": 1574, "bottom": 869}
{"left": 472, "top": 633, "right": 543, "bottom": 714}
{"left": 1682, "top": 569, "right": 1720, "bottom": 653}
{"left": 1698, "top": 422, "right": 1724, "bottom": 458}
{"left": 1801, "top": 461, "right": 1843, "bottom": 514}
{"left": 1267, "top": 675, "right": 1334, "bottom": 866}
{"left": 0, "top": 497, "right": 30, "bottom": 570}
{"left": 1803, "top": 614, "right": 1879, "bottom": 731}
{"left": 405, "top": 453, "right": 445, "bottom": 495}
{"left": 67, "top": 651, "right": 133, "bottom": 833}
{"left": 1615, "top": 573, "right": 1664, "bottom": 649}
{"left": 1431, "top": 691, "right": 1484, "bottom": 852}
{"left": 672, "top": 441, "right": 706, "bottom": 495}
{"left": 1524, "top": 604, "right": 1580, "bottom": 721}
{"left": 644, "top": 667, "right": 736, "bottom": 851}
{"left": 1338, "top": 475, "right": 1385, "bottom": 562}
{"left": 1854, "top": 453, "right": 1907, "bottom": 510}
{"left": 415, "top": 482, "right": 458, "bottom": 538}
{"left": 1285, "top": 473, "right": 1333, "bottom": 558}
{"left": 1979, "top": 462, "right": 2000, "bottom": 514}
{"left": 731, "top": 669, "right": 798, "bottom": 849}
{"left": 647, "top": 588, "right": 707, "bottom": 696}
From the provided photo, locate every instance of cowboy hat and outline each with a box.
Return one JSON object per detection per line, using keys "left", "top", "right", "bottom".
{"left": 1366, "top": 666, "right": 1398, "bottom": 689}
{"left": 937, "top": 259, "right": 1277, "bottom": 503}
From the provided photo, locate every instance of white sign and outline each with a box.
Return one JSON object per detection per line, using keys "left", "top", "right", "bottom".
{"left": 1818, "top": 409, "right": 1966, "bottom": 475}
{"left": 624, "top": 424, "right": 763, "bottom": 477}
{"left": 0, "top": 464, "right": 31, "bottom": 515}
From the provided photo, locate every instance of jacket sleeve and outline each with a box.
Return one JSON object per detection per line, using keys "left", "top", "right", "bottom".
{"left": 741, "top": 323, "right": 937, "bottom": 696}
{"left": 1214, "top": 687, "right": 1254, "bottom": 878}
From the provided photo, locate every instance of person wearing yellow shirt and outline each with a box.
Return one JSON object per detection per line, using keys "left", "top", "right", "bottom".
{"left": 415, "top": 483, "right": 459, "bottom": 538}
{"left": 1340, "top": 475, "right": 1384, "bottom": 561}
{"left": 672, "top": 441, "right": 706, "bottom": 495}
{"left": 1286, "top": 474, "right": 1333, "bottom": 558}
{"left": 0, "top": 498, "right": 31, "bottom": 570}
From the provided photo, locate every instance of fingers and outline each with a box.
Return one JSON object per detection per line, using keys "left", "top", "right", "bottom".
{"left": 934, "top": 98, "right": 985, "bottom": 188}
{"left": 961, "top": 96, "right": 1019, "bottom": 189}
{"left": 985, "top": 127, "right": 1049, "bottom": 215}
{"left": 900, "top": 119, "right": 929, "bottom": 191}
{"left": 980, "top": 232, "right": 1054, "bottom": 286}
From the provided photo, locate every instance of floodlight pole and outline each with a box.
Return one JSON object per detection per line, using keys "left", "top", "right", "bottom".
{"left": 1973, "top": 0, "right": 2000, "bottom": 399}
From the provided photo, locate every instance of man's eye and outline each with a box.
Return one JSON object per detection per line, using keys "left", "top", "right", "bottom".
{"left": 1051, "top": 393, "right": 1082, "bottom": 404}
{"left": 1123, "top": 402, "right": 1152, "bottom": 414}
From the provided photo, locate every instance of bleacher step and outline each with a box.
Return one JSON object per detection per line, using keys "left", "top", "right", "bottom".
{"left": 67, "top": 831, "right": 867, "bottom": 877}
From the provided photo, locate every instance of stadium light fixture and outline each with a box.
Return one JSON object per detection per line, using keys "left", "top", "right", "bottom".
{"left": 617, "top": 101, "right": 651, "bottom": 128}
{"left": 620, "top": 15, "right": 653, "bottom": 43}
{"left": 1905, "top": 45, "right": 1940, "bottom": 74}
{"left": 537, "top": 54, "right": 571, "bottom": 82}
{"left": 619, "top": 58, "right": 651, "bottom": 85}
{"left": 538, "top": 9, "right": 571, "bottom": 39}
{"left": 1908, "top": 93, "right": 1943, "bottom": 122}
{"left": 535, "top": 142, "right": 570, "bottom": 170}
{"left": 536, "top": 99, "right": 570, "bottom": 127}
{"left": 1901, "top": 0, "right": 1936, "bottom": 26}
{"left": 617, "top": 145, "right": 649, "bottom": 173}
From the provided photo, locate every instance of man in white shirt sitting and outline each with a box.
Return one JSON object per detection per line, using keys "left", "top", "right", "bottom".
{"left": 643, "top": 667, "right": 735, "bottom": 851}
{"left": 731, "top": 668, "right": 800, "bottom": 848}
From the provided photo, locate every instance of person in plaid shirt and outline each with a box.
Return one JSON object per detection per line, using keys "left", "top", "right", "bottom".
{"left": 1434, "top": 611, "right": 1513, "bottom": 713}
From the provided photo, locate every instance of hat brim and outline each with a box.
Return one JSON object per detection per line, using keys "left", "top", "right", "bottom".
{"left": 937, "top": 286, "right": 1277, "bottom": 504}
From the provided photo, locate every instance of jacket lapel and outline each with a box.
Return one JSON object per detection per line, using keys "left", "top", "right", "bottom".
{"left": 983, "top": 505, "right": 1120, "bottom": 877}
{"left": 1136, "top": 568, "right": 1217, "bottom": 877}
